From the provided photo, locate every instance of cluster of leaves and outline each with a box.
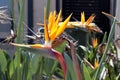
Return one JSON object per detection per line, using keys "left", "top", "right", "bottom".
{"left": 79, "top": 18, "right": 120, "bottom": 80}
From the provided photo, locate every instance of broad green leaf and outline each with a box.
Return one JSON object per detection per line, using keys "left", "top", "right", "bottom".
{"left": 0, "top": 50, "right": 7, "bottom": 73}
{"left": 16, "top": 0, "right": 25, "bottom": 43}
{"left": 82, "top": 63, "right": 92, "bottom": 80}
{"left": 31, "top": 54, "right": 41, "bottom": 75}
{"left": 88, "top": 50, "right": 95, "bottom": 64}
{"left": 43, "top": 58, "right": 55, "bottom": 76}
{"left": 13, "top": 49, "right": 22, "bottom": 80}
{"left": 14, "top": 50, "right": 21, "bottom": 69}
{"left": 21, "top": 53, "right": 30, "bottom": 80}
{"left": 54, "top": 67, "right": 64, "bottom": 79}
{"left": 54, "top": 41, "right": 67, "bottom": 53}
{"left": 64, "top": 53, "right": 77, "bottom": 80}
{"left": 9, "top": 60, "right": 14, "bottom": 78}
{"left": 51, "top": 61, "right": 58, "bottom": 74}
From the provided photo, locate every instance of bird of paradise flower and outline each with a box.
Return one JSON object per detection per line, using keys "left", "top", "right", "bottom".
{"left": 61, "top": 12, "right": 102, "bottom": 33}
{"left": 92, "top": 38, "right": 98, "bottom": 48}
{"left": 10, "top": 9, "right": 72, "bottom": 78}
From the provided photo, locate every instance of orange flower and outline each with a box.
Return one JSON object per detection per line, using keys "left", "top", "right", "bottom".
{"left": 94, "top": 59, "right": 99, "bottom": 69}
{"left": 11, "top": 9, "right": 72, "bottom": 78}
{"left": 92, "top": 38, "right": 98, "bottom": 48}
{"left": 64, "top": 12, "right": 102, "bottom": 33}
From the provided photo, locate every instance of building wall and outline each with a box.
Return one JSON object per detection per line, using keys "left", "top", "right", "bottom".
{"left": 2, "top": 0, "right": 119, "bottom": 38}
{"left": 33, "top": 0, "right": 56, "bottom": 32}
{"left": 115, "top": 0, "right": 120, "bottom": 39}
{"left": 13, "top": 0, "right": 119, "bottom": 38}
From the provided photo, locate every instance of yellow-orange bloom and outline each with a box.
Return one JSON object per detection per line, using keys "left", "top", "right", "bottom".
{"left": 63, "top": 12, "right": 102, "bottom": 33}
{"left": 92, "top": 38, "right": 98, "bottom": 48}
{"left": 11, "top": 9, "right": 72, "bottom": 78}
{"left": 44, "top": 9, "right": 72, "bottom": 43}
{"left": 94, "top": 59, "right": 99, "bottom": 69}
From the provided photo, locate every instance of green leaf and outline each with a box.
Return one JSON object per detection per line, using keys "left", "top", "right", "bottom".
{"left": 43, "top": 58, "right": 55, "bottom": 76}
{"left": 0, "top": 50, "right": 7, "bottom": 73}
{"left": 31, "top": 54, "right": 41, "bottom": 75}
{"left": 102, "top": 32, "right": 107, "bottom": 43}
{"left": 13, "top": 49, "right": 22, "bottom": 80}
{"left": 54, "top": 67, "right": 64, "bottom": 79}
{"left": 64, "top": 53, "right": 77, "bottom": 80}
{"left": 88, "top": 50, "right": 95, "bottom": 65}
{"left": 94, "top": 17, "right": 117, "bottom": 80}
{"left": 47, "top": 61, "right": 59, "bottom": 80}
{"left": 9, "top": 60, "right": 14, "bottom": 78}
{"left": 54, "top": 41, "right": 67, "bottom": 53}
{"left": 82, "top": 63, "right": 92, "bottom": 80}
{"left": 21, "top": 53, "right": 30, "bottom": 80}
{"left": 16, "top": 0, "right": 25, "bottom": 43}
{"left": 46, "top": 0, "right": 51, "bottom": 19}
{"left": 13, "top": 51, "right": 20, "bottom": 69}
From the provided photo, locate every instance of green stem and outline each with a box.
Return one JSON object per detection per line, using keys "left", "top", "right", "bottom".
{"left": 94, "top": 18, "right": 117, "bottom": 80}
{"left": 17, "top": 0, "right": 25, "bottom": 43}
{"left": 16, "top": 51, "right": 21, "bottom": 80}
{"left": 48, "top": 61, "right": 58, "bottom": 80}
{"left": 46, "top": 0, "right": 51, "bottom": 19}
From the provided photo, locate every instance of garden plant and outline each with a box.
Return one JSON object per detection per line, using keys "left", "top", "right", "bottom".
{"left": 0, "top": 0, "right": 120, "bottom": 80}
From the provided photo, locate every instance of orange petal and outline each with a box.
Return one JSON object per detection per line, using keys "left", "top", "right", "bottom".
{"left": 48, "top": 12, "right": 56, "bottom": 31}
{"left": 53, "top": 11, "right": 56, "bottom": 18}
{"left": 50, "top": 12, "right": 57, "bottom": 34}
{"left": 55, "top": 10, "right": 62, "bottom": 24}
{"left": 44, "top": 8, "right": 49, "bottom": 42}
{"left": 55, "top": 14, "right": 72, "bottom": 39}
{"left": 94, "top": 59, "right": 99, "bottom": 69}
{"left": 48, "top": 12, "right": 53, "bottom": 23}
{"left": 49, "top": 25, "right": 58, "bottom": 42}
{"left": 92, "top": 38, "right": 98, "bottom": 48}
{"left": 81, "top": 12, "right": 85, "bottom": 24}
{"left": 48, "top": 12, "right": 53, "bottom": 30}
{"left": 86, "top": 14, "right": 96, "bottom": 26}
{"left": 52, "top": 49, "right": 67, "bottom": 78}
{"left": 49, "top": 11, "right": 62, "bottom": 42}
{"left": 50, "top": 22, "right": 58, "bottom": 37}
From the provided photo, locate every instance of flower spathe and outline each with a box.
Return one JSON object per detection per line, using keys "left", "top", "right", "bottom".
{"left": 63, "top": 12, "right": 102, "bottom": 33}
{"left": 11, "top": 9, "right": 72, "bottom": 78}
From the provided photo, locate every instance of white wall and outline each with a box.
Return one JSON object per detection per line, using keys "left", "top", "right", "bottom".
{"left": 115, "top": 0, "right": 120, "bottom": 39}
{"left": 115, "top": 0, "right": 120, "bottom": 60}
{"left": 33, "top": 0, "right": 56, "bottom": 32}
